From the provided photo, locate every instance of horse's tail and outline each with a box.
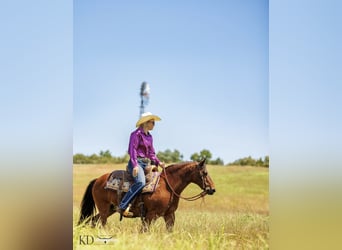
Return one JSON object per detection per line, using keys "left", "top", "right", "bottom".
{"left": 78, "top": 178, "right": 97, "bottom": 225}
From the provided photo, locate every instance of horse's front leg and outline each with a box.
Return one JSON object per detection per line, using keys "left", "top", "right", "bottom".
{"left": 140, "top": 218, "right": 149, "bottom": 233}
{"left": 163, "top": 212, "right": 175, "bottom": 232}
{"left": 141, "top": 211, "right": 158, "bottom": 233}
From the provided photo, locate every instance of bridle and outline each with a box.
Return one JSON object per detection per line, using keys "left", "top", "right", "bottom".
{"left": 162, "top": 164, "right": 209, "bottom": 201}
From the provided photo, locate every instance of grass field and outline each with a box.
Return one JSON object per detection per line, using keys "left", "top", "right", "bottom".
{"left": 73, "top": 164, "right": 269, "bottom": 249}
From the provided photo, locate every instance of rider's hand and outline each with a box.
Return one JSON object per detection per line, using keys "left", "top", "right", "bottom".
{"left": 132, "top": 166, "right": 139, "bottom": 177}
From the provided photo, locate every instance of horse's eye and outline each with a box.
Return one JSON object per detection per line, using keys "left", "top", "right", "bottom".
{"left": 203, "top": 171, "right": 208, "bottom": 176}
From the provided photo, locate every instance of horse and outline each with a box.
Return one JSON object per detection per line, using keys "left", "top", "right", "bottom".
{"left": 77, "top": 158, "right": 216, "bottom": 232}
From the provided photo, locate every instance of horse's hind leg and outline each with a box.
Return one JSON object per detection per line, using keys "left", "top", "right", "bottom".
{"left": 97, "top": 203, "right": 116, "bottom": 227}
{"left": 91, "top": 205, "right": 115, "bottom": 227}
{"left": 91, "top": 214, "right": 100, "bottom": 227}
{"left": 92, "top": 175, "right": 118, "bottom": 227}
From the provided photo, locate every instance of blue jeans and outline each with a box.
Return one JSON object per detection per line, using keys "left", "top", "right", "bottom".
{"left": 119, "top": 159, "right": 147, "bottom": 210}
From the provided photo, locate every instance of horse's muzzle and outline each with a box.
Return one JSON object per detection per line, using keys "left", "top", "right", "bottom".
{"left": 205, "top": 187, "right": 216, "bottom": 195}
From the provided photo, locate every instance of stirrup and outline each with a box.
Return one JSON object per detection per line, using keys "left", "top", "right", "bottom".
{"left": 123, "top": 204, "right": 133, "bottom": 217}
{"left": 123, "top": 210, "right": 133, "bottom": 217}
{"left": 119, "top": 204, "right": 133, "bottom": 221}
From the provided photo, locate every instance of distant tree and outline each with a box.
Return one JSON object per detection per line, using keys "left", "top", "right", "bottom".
{"left": 73, "top": 153, "right": 88, "bottom": 164}
{"left": 227, "top": 155, "right": 269, "bottom": 167}
{"left": 190, "top": 152, "right": 201, "bottom": 162}
{"left": 170, "top": 149, "right": 183, "bottom": 162}
{"left": 191, "top": 149, "right": 213, "bottom": 162}
{"left": 199, "top": 149, "right": 212, "bottom": 162}
{"left": 209, "top": 157, "right": 224, "bottom": 165}
{"left": 248, "top": 156, "right": 256, "bottom": 165}
{"left": 121, "top": 153, "right": 130, "bottom": 163}
{"left": 263, "top": 155, "right": 269, "bottom": 168}
{"left": 89, "top": 153, "right": 100, "bottom": 164}
{"left": 157, "top": 149, "right": 183, "bottom": 163}
{"left": 99, "top": 150, "right": 112, "bottom": 158}
{"left": 73, "top": 150, "right": 124, "bottom": 164}
{"left": 256, "top": 157, "right": 264, "bottom": 167}
{"left": 157, "top": 149, "right": 172, "bottom": 163}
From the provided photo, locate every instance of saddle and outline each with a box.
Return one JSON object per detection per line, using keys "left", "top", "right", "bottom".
{"left": 104, "top": 165, "right": 161, "bottom": 193}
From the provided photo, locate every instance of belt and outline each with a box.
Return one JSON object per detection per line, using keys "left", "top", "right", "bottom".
{"left": 137, "top": 157, "right": 151, "bottom": 164}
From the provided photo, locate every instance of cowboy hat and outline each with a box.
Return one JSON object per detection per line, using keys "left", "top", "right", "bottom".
{"left": 136, "top": 112, "right": 161, "bottom": 127}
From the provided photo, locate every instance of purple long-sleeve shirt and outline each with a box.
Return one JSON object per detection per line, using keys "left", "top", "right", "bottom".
{"left": 128, "top": 127, "right": 160, "bottom": 167}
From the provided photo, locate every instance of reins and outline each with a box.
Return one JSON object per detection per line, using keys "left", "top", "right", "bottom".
{"left": 161, "top": 167, "right": 207, "bottom": 201}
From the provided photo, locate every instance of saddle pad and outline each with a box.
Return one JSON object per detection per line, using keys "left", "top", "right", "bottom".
{"left": 142, "top": 171, "right": 161, "bottom": 193}
{"left": 105, "top": 170, "right": 161, "bottom": 194}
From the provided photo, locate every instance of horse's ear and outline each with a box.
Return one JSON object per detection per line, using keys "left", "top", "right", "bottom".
{"left": 198, "top": 158, "right": 206, "bottom": 167}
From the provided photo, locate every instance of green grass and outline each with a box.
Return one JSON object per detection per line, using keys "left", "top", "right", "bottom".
{"left": 73, "top": 164, "right": 269, "bottom": 249}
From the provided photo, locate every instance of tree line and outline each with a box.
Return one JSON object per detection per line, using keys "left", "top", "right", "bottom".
{"left": 226, "top": 155, "right": 269, "bottom": 167}
{"left": 73, "top": 149, "right": 269, "bottom": 167}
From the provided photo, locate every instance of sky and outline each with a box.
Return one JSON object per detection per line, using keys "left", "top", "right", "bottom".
{"left": 73, "top": 0, "right": 269, "bottom": 164}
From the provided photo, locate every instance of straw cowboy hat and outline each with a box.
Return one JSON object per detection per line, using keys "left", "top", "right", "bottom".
{"left": 136, "top": 112, "right": 161, "bottom": 127}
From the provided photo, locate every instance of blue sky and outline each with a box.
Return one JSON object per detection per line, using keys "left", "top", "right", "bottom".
{"left": 73, "top": 0, "right": 269, "bottom": 163}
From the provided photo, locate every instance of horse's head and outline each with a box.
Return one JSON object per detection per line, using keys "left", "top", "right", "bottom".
{"left": 194, "top": 158, "right": 216, "bottom": 195}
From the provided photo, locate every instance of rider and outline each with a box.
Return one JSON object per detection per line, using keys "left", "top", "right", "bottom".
{"left": 119, "top": 112, "right": 165, "bottom": 219}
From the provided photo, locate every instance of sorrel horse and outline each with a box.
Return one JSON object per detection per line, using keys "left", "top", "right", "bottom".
{"left": 78, "top": 159, "right": 215, "bottom": 231}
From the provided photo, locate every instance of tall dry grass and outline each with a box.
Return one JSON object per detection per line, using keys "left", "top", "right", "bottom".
{"left": 73, "top": 164, "right": 269, "bottom": 249}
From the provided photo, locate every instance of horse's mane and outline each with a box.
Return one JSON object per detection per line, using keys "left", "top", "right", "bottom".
{"left": 164, "top": 161, "right": 198, "bottom": 174}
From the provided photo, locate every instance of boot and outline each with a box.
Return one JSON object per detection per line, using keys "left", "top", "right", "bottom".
{"left": 119, "top": 204, "right": 133, "bottom": 221}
